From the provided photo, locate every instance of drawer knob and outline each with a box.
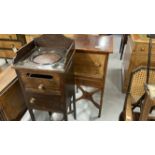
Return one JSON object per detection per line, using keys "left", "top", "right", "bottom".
{"left": 11, "top": 44, "right": 15, "bottom": 48}
{"left": 95, "top": 62, "right": 101, "bottom": 67}
{"left": 38, "top": 84, "right": 44, "bottom": 90}
{"left": 141, "top": 47, "right": 145, "bottom": 51}
{"left": 12, "top": 47, "right": 17, "bottom": 53}
{"left": 30, "top": 97, "right": 36, "bottom": 104}
{"left": 9, "top": 35, "right": 13, "bottom": 40}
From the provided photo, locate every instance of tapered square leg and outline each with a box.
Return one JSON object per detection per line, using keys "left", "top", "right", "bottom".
{"left": 28, "top": 109, "right": 35, "bottom": 121}
{"left": 73, "top": 92, "right": 77, "bottom": 120}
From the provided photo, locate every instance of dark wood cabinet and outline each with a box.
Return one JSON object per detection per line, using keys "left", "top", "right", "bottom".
{"left": 13, "top": 35, "right": 76, "bottom": 121}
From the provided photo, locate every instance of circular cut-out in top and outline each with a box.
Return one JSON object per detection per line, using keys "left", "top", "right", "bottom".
{"left": 32, "top": 53, "right": 62, "bottom": 65}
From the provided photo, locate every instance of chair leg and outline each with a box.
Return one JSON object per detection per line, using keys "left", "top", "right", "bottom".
{"left": 28, "top": 109, "right": 35, "bottom": 121}
{"left": 140, "top": 96, "right": 151, "bottom": 121}
{"left": 69, "top": 99, "right": 72, "bottom": 112}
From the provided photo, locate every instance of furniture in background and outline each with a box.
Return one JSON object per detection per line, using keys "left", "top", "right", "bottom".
{"left": 0, "top": 66, "right": 26, "bottom": 120}
{"left": 119, "top": 67, "right": 155, "bottom": 121}
{"left": 25, "top": 34, "right": 41, "bottom": 43}
{"left": 122, "top": 34, "right": 155, "bottom": 92}
{"left": 119, "top": 34, "right": 128, "bottom": 60}
{"left": 65, "top": 34, "right": 113, "bottom": 117}
{"left": 0, "top": 34, "right": 26, "bottom": 63}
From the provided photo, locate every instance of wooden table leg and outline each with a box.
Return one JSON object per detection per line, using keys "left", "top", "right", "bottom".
{"left": 64, "top": 111, "right": 68, "bottom": 121}
{"left": 28, "top": 108, "right": 35, "bottom": 121}
{"left": 73, "top": 91, "right": 77, "bottom": 119}
{"left": 98, "top": 88, "right": 104, "bottom": 118}
{"left": 48, "top": 112, "right": 52, "bottom": 116}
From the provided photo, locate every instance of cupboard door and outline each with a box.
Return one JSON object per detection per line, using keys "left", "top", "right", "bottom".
{"left": 74, "top": 52, "right": 106, "bottom": 79}
{"left": 0, "top": 81, "right": 26, "bottom": 120}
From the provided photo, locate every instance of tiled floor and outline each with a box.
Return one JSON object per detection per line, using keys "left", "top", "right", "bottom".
{"left": 0, "top": 35, "right": 126, "bottom": 121}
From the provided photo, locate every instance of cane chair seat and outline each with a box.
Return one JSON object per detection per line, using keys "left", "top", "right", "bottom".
{"left": 120, "top": 66, "right": 155, "bottom": 121}
{"left": 130, "top": 67, "right": 155, "bottom": 104}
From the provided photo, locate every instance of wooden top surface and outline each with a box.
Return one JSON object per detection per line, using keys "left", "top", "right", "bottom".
{"left": 23, "top": 34, "right": 113, "bottom": 53}
{"left": 64, "top": 34, "right": 113, "bottom": 53}
{"left": 0, "top": 65, "right": 17, "bottom": 93}
{"left": 131, "top": 34, "right": 155, "bottom": 43}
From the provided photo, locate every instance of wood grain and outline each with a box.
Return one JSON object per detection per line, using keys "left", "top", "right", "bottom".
{"left": 0, "top": 66, "right": 26, "bottom": 120}
{"left": 0, "top": 49, "right": 16, "bottom": 58}
{"left": 0, "top": 66, "right": 17, "bottom": 93}
{"left": 74, "top": 52, "right": 106, "bottom": 79}
{"left": 0, "top": 34, "right": 17, "bottom": 40}
{"left": 14, "top": 34, "right": 76, "bottom": 121}
{"left": 0, "top": 40, "right": 22, "bottom": 49}
{"left": 25, "top": 34, "right": 41, "bottom": 43}
{"left": 64, "top": 34, "right": 113, "bottom": 53}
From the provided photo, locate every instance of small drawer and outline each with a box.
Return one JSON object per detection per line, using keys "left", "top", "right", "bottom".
{"left": 135, "top": 44, "right": 155, "bottom": 52}
{"left": 0, "top": 49, "right": 16, "bottom": 58}
{"left": 20, "top": 71, "right": 61, "bottom": 92}
{"left": 25, "top": 87, "right": 61, "bottom": 95}
{"left": 0, "top": 40, "right": 22, "bottom": 49}
{"left": 26, "top": 93, "right": 64, "bottom": 112}
{"left": 0, "top": 51, "right": 6, "bottom": 58}
{"left": 0, "top": 34, "right": 17, "bottom": 40}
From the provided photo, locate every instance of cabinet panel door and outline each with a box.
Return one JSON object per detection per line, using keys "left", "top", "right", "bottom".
{"left": 74, "top": 52, "right": 106, "bottom": 79}
{"left": 0, "top": 81, "right": 26, "bottom": 120}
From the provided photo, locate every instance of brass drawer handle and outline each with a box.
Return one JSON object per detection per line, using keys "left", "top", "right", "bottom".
{"left": 38, "top": 84, "right": 45, "bottom": 90}
{"left": 11, "top": 44, "right": 17, "bottom": 53}
{"left": 140, "top": 47, "right": 145, "bottom": 51}
{"left": 9, "top": 35, "right": 13, "bottom": 40}
{"left": 11, "top": 44, "right": 15, "bottom": 48}
{"left": 12, "top": 47, "right": 17, "bottom": 53}
{"left": 30, "top": 97, "right": 36, "bottom": 104}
